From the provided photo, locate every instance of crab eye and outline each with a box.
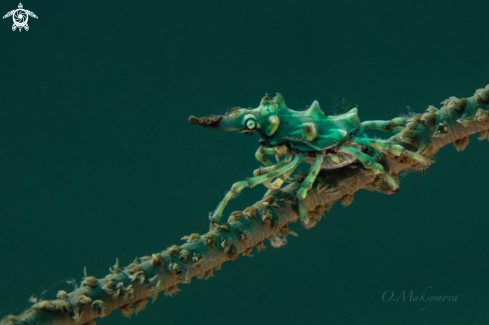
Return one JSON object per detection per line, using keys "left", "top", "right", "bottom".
{"left": 245, "top": 118, "right": 256, "bottom": 130}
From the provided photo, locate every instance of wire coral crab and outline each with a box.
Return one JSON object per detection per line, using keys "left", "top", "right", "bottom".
{"left": 189, "top": 93, "right": 430, "bottom": 225}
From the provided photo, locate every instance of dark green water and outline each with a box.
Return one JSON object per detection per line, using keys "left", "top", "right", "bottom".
{"left": 1, "top": 1, "right": 488, "bottom": 324}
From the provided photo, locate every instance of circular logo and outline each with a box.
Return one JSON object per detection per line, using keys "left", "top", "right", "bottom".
{"left": 13, "top": 9, "right": 27, "bottom": 27}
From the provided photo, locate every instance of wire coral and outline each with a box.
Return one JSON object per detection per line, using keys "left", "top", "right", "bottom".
{"left": 2, "top": 85, "right": 488, "bottom": 325}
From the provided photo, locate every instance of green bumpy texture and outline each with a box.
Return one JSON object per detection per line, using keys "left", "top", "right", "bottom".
{"left": 190, "top": 93, "right": 361, "bottom": 151}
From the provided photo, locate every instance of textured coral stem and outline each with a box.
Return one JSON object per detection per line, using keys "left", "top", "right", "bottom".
{"left": 2, "top": 86, "right": 489, "bottom": 325}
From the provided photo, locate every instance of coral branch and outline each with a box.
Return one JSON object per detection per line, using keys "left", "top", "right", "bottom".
{"left": 2, "top": 86, "right": 489, "bottom": 325}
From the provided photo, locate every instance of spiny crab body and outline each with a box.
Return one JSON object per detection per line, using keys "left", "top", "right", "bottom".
{"left": 190, "top": 93, "right": 363, "bottom": 169}
{"left": 190, "top": 93, "right": 429, "bottom": 225}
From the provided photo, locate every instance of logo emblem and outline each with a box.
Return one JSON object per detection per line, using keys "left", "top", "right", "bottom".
{"left": 3, "top": 3, "right": 37, "bottom": 32}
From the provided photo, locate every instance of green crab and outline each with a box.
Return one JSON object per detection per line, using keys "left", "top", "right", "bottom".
{"left": 190, "top": 93, "right": 429, "bottom": 225}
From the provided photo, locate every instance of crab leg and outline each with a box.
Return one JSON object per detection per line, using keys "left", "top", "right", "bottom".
{"left": 337, "top": 145, "right": 399, "bottom": 191}
{"left": 361, "top": 117, "right": 406, "bottom": 131}
{"left": 264, "top": 167, "right": 295, "bottom": 195}
{"left": 297, "top": 153, "right": 324, "bottom": 200}
{"left": 255, "top": 147, "right": 275, "bottom": 167}
{"left": 272, "top": 146, "right": 293, "bottom": 183}
{"left": 296, "top": 153, "right": 324, "bottom": 225}
{"left": 253, "top": 158, "right": 288, "bottom": 176}
{"left": 254, "top": 147, "right": 278, "bottom": 188}
{"left": 255, "top": 145, "right": 290, "bottom": 164}
{"left": 254, "top": 146, "right": 292, "bottom": 189}
{"left": 211, "top": 153, "right": 304, "bottom": 224}
{"left": 350, "top": 136, "right": 429, "bottom": 166}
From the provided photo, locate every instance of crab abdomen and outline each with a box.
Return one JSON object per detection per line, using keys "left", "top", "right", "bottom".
{"left": 303, "top": 150, "right": 359, "bottom": 169}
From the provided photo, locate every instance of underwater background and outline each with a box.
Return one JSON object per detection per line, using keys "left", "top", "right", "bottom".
{"left": 1, "top": 0, "right": 489, "bottom": 324}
